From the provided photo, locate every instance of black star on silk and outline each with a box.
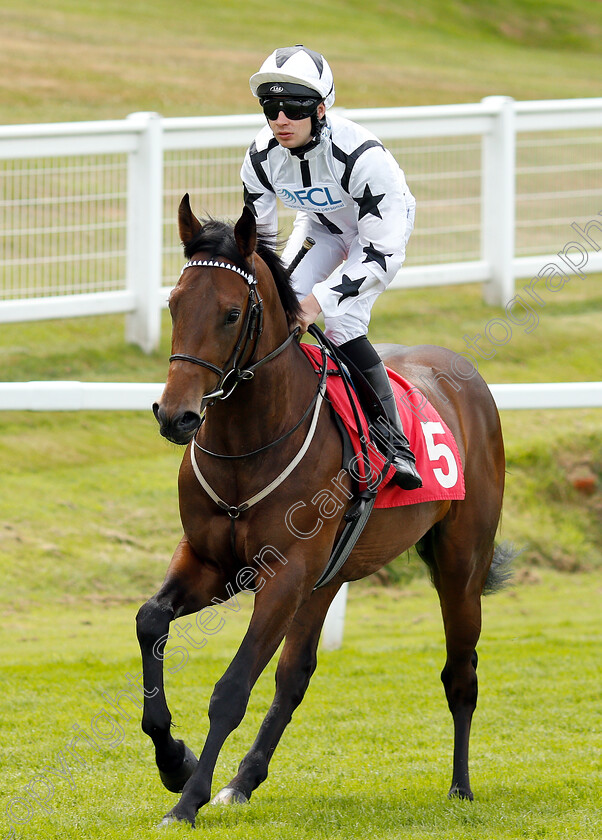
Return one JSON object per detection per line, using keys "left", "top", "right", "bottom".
{"left": 362, "top": 242, "right": 392, "bottom": 270}
{"left": 243, "top": 185, "right": 262, "bottom": 217}
{"left": 353, "top": 184, "right": 386, "bottom": 220}
{"left": 332, "top": 274, "right": 366, "bottom": 304}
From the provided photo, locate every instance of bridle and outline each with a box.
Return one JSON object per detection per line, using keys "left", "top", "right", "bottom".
{"left": 169, "top": 259, "right": 299, "bottom": 405}
{"left": 168, "top": 257, "right": 329, "bottom": 537}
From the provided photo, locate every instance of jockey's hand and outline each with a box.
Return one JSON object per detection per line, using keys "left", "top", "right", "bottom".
{"left": 296, "top": 293, "right": 322, "bottom": 335}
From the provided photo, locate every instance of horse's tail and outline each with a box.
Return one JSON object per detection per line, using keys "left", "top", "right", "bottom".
{"left": 483, "top": 541, "right": 520, "bottom": 594}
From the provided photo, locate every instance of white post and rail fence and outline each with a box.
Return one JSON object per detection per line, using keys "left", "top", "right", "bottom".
{"left": 1, "top": 97, "right": 602, "bottom": 349}
{"left": 1, "top": 98, "right": 601, "bottom": 648}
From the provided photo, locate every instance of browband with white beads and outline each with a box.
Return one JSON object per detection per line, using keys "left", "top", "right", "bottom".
{"left": 180, "top": 259, "right": 256, "bottom": 285}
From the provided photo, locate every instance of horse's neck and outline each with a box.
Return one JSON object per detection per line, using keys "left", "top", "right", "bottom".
{"left": 201, "top": 341, "right": 314, "bottom": 456}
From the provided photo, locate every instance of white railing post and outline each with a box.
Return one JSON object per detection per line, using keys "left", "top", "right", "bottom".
{"left": 321, "top": 582, "right": 349, "bottom": 651}
{"left": 481, "top": 96, "right": 516, "bottom": 305}
{"left": 125, "top": 112, "right": 163, "bottom": 353}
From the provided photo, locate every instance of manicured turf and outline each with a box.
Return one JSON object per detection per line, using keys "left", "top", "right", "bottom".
{"left": 2, "top": 571, "right": 601, "bottom": 839}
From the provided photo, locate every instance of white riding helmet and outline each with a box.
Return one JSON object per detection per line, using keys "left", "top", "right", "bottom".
{"left": 250, "top": 45, "right": 335, "bottom": 109}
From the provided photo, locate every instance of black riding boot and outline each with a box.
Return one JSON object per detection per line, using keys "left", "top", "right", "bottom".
{"left": 362, "top": 361, "right": 423, "bottom": 490}
{"left": 339, "top": 336, "right": 422, "bottom": 491}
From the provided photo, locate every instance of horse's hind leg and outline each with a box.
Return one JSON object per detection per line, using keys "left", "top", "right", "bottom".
{"left": 212, "top": 584, "right": 339, "bottom": 804}
{"left": 428, "top": 523, "right": 496, "bottom": 800}
{"left": 136, "top": 537, "right": 229, "bottom": 793}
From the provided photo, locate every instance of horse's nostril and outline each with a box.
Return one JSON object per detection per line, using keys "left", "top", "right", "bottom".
{"left": 153, "top": 404, "right": 200, "bottom": 443}
{"left": 178, "top": 411, "right": 201, "bottom": 432}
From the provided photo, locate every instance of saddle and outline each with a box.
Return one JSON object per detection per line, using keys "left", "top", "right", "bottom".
{"left": 302, "top": 327, "right": 465, "bottom": 589}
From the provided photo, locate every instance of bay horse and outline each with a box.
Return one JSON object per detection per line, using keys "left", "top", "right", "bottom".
{"left": 137, "top": 194, "right": 513, "bottom": 827}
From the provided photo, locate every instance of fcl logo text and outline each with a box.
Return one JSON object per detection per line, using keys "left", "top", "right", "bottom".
{"left": 277, "top": 186, "right": 344, "bottom": 210}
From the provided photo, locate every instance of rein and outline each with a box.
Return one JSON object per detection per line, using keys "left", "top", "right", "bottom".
{"left": 189, "top": 351, "right": 328, "bottom": 520}
{"left": 189, "top": 336, "right": 328, "bottom": 563}
{"left": 193, "top": 372, "right": 321, "bottom": 460}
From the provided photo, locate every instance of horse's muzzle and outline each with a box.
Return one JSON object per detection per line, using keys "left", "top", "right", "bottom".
{"left": 153, "top": 402, "right": 201, "bottom": 445}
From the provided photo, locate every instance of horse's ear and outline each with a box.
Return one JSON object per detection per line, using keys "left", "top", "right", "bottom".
{"left": 178, "top": 193, "right": 202, "bottom": 244}
{"left": 234, "top": 205, "right": 257, "bottom": 259}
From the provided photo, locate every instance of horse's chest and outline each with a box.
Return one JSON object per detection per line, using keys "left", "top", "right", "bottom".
{"left": 183, "top": 510, "right": 238, "bottom": 559}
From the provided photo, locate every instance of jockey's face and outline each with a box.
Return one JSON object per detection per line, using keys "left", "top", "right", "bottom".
{"left": 268, "top": 103, "right": 326, "bottom": 149}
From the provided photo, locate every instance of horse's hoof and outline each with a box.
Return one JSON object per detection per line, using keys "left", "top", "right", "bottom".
{"left": 210, "top": 786, "right": 249, "bottom": 805}
{"left": 448, "top": 784, "right": 474, "bottom": 801}
{"left": 158, "top": 741, "right": 198, "bottom": 793}
{"left": 157, "top": 811, "right": 195, "bottom": 829}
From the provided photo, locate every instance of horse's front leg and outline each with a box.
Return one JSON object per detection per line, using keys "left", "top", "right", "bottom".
{"left": 161, "top": 560, "right": 307, "bottom": 828}
{"left": 212, "top": 583, "right": 340, "bottom": 805}
{"left": 136, "top": 537, "right": 229, "bottom": 794}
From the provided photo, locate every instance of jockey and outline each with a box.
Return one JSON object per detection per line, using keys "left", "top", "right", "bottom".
{"left": 241, "top": 45, "right": 422, "bottom": 490}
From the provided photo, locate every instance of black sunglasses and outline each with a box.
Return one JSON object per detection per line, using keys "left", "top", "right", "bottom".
{"left": 260, "top": 97, "right": 320, "bottom": 121}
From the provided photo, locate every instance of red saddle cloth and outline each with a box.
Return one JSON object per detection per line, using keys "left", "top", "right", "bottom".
{"left": 300, "top": 343, "right": 465, "bottom": 509}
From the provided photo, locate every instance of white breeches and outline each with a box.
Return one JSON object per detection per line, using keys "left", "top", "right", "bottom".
{"left": 283, "top": 219, "right": 381, "bottom": 345}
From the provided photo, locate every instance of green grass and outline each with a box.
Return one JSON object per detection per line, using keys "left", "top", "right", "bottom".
{"left": 2, "top": 571, "right": 601, "bottom": 839}
{"left": 2, "top": 0, "right": 602, "bottom": 125}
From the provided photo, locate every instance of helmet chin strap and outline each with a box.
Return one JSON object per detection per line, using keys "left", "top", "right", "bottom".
{"left": 312, "top": 109, "right": 327, "bottom": 137}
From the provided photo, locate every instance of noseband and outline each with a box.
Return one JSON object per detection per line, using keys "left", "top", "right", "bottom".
{"left": 169, "top": 259, "right": 298, "bottom": 404}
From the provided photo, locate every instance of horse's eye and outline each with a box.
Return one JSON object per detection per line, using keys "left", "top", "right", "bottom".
{"left": 226, "top": 309, "right": 241, "bottom": 324}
